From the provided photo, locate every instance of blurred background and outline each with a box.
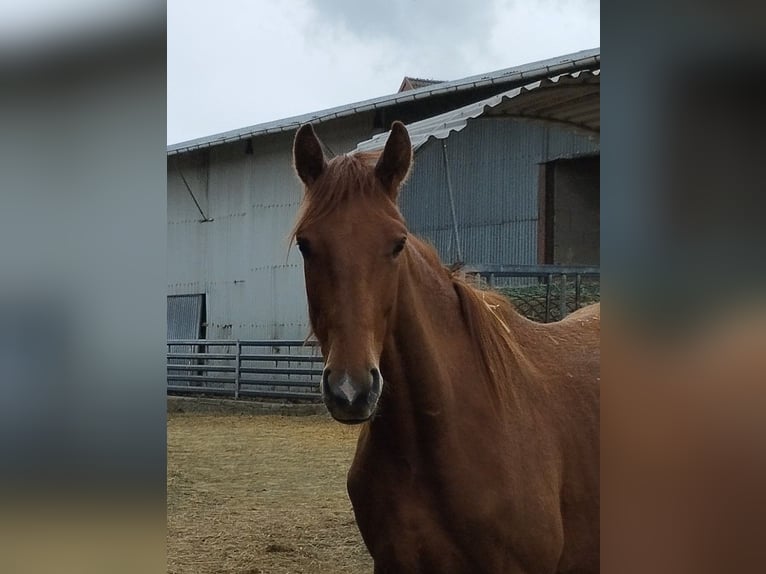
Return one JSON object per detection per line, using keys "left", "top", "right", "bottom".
{"left": 602, "top": 1, "right": 766, "bottom": 573}
{"left": 0, "top": 2, "right": 166, "bottom": 573}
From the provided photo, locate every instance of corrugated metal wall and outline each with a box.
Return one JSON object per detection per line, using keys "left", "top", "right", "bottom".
{"left": 167, "top": 114, "right": 374, "bottom": 341}
{"left": 398, "top": 118, "right": 599, "bottom": 266}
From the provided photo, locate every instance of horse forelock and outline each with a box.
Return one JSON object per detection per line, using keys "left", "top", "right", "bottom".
{"left": 291, "top": 151, "right": 385, "bottom": 240}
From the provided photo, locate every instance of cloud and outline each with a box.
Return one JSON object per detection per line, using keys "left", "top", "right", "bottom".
{"left": 305, "top": 0, "right": 599, "bottom": 80}
{"left": 305, "top": 0, "right": 496, "bottom": 76}
{"left": 310, "top": 0, "right": 492, "bottom": 44}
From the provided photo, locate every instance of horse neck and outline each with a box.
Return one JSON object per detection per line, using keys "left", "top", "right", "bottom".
{"left": 372, "top": 242, "right": 500, "bottom": 445}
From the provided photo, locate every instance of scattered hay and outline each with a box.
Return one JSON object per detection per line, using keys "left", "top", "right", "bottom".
{"left": 167, "top": 413, "right": 372, "bottom": 573}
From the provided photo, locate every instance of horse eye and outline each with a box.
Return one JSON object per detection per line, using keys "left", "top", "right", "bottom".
{"left": 296, "top": 238, "right": 311, "bottom": 256}
{"left": 392, "top": 237, "right": 407, "bottom": 257}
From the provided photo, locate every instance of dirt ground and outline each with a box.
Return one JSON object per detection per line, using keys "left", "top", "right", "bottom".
{"left": 167, "top": 413, "right": 373, "bottom": 574}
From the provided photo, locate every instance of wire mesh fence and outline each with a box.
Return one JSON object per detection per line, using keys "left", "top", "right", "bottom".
{"left": 498, "top": 277, "right": 600, "bottom": 322}
{"left": 464, "top": 264, "right": 600, "bottom": 323}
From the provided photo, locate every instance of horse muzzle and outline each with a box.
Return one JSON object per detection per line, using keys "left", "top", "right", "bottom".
{"left": 321, "top": 367, "right": 382, "bottom": 424}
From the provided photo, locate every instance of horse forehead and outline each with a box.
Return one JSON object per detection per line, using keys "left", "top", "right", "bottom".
{"left": 322, "top": 201, "right": 395, "bottom": 235}
{"left": 323, "top": 224, "right": 387, "bottom": 257}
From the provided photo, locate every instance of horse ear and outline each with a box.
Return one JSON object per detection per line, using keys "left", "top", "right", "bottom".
{"left": 375, "top": 121, "right": 412, "bottom": 198}
{"left": 293, "top": 124, "right": 327, "bottom": 187}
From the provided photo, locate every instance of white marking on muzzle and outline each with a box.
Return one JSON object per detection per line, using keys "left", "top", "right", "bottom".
{"left": 338, "top": 376, "right": 357, "bottom": 403}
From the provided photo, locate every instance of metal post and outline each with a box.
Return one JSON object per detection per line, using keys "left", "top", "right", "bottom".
{"left": 441, "top": 141, "right": 463, "bottom": 263}
{"left": 234, "top": 340, "right": 241, "bottom": 399}
{"left": 575, "top": 273, "right": 582, "bottom": 310}
{"left": 559, "top": 274, "right": 568, "bottom": 320}
{"left": 173, "top": 159, "right": 213, "bottom": 223}
{"left": 284, "top": 345, "right": 289, "bottom": 391}
{"left": 545, "top": 274, "right": 552, "bottom": 323}
{"left": 489, "top": 273, "right": 495, "bottom": 289}
{"left": 197, "top": 341, "right": 206, "bottom": 386}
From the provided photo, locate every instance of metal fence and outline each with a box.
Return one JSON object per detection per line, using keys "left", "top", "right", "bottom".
{"left": 167, "top": 339, "right": 323, "bottom": 401}
{"left": 464, "top": 264, "right": 600, "bottom": 323}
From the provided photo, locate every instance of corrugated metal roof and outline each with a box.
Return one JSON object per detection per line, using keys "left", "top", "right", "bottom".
{"left": 356, "top": 69, "right": 600, "bottom": 153}
{"left": 167, "top": 47, "right": 600, "bottom": 156}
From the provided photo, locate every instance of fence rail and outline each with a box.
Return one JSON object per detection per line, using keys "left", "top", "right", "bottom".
{"left": 167, "top": 339, "right": 323, "bottom": 401}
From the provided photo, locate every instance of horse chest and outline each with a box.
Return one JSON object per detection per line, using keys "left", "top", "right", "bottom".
{"left": 348, "top": 456, "right": 519, "bottom": 573}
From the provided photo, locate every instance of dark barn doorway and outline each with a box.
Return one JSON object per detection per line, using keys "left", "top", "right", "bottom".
{"left": 539, "top": 155, "right": 600, "bottom": 265}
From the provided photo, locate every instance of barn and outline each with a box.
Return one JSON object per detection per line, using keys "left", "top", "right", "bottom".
{"left": 167, "top": 48, "right": 600, "bottom": 343}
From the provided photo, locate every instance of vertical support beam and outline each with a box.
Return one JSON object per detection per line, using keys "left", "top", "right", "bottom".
{"left": 234, "top": 340, "right": 241, "bottom": 400}
{"left": 539, "top": 162, "right": 556, "bottom": 264}
{"left": 537, "top": 163, "right": 549, "bottom": 265}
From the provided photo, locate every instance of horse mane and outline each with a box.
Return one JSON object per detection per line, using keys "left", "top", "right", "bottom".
{"left": 405, "top": 236, "right": 542, "bottom": 404}
{"left": 291, "top": 151, "right": 383, "bottom": 240}
{"left": 451, "top": 272, "right": 544, "bottom": 403}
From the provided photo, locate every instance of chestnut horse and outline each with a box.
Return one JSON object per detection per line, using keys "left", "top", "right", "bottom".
{"left": 292, "top": 121, "right": 600, "bottom": 574}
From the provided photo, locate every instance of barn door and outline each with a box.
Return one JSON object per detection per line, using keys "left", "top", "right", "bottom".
{"left": 167, "top": 294, "right": 206, "bottom": 385}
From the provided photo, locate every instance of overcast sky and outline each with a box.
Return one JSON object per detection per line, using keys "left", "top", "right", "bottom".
{"left": 168, "top": 0, "right": 599, "bottom": 145}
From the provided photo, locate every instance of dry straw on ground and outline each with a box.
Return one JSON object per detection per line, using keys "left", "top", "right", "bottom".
{"left": 167, "top": 413, "right": 373, "bottom": 574}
